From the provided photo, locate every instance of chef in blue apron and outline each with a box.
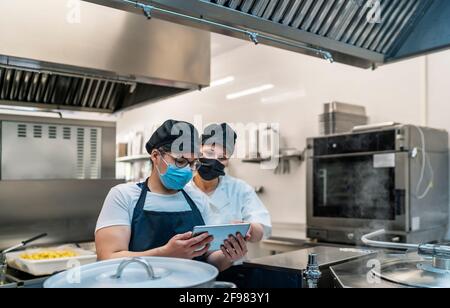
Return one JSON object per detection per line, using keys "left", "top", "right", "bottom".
{"left": 95, "top": 120, "right": 247, "bottom": 271}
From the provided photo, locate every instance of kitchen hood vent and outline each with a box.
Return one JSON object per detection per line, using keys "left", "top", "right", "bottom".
{"left": 93, "top": 0, "right": 450, "bottom": 68}
{"left": 0, "top": 65, "right": 134, "bottom": 112}
{"left": 0, "top": 0, "right": 210, "bottom": 113}
{"left": 200, "top": 0, "right": 431, "bottom": 55}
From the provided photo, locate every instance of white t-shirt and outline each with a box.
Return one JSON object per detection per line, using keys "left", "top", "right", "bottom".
{"left": 95, "top": 182, "right": 211, "bottom": 233}
{"left": 187, "top": 175, "right": 272, "bottom": 238}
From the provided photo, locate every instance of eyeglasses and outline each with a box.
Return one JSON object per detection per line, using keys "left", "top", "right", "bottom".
{"left": 159, "top": 150, "right": 202, "bottom": 171}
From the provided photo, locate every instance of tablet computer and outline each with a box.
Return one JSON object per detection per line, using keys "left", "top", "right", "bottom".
{"left": 193, "top": 223, "right": 251, "bottom": 251}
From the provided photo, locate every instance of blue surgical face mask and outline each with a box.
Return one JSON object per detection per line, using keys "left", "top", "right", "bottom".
{"left": 156, "top": 155, "right": 193, "bottom": 191}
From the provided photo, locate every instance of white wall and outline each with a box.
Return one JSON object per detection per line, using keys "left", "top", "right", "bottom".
{"left": 427, "top": 51, "right": 450, "bottom": 238}
{"left": 428, "top": 51, "right": 450, "bottom": 129}
{"left": 117, "top": 35, "right": 450, "bottom": 230}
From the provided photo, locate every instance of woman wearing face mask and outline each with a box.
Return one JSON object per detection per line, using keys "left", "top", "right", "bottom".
{"left": 189, "top": 123, "right": 272, "bottom": 245}
{"left": 95, "top": 120, "right": 246, "bottom": 271}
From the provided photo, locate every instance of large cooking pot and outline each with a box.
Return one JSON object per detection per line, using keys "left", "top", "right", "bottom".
{"left": 44, "top": 257, "right": 235, "bottom": 288}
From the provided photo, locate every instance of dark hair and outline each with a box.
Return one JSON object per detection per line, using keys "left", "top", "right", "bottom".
{"left": 148, "top": 146, "right": 171, "bottom": 170}
{"left": 158, "top": 144, "right": 172, "bottom": 153}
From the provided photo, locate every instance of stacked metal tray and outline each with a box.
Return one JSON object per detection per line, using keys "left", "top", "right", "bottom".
{"left": 320, "top": 102, "right": 368, "bottom": 135}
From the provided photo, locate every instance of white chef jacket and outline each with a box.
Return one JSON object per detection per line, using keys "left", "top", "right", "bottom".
{"left": 188, "top": 175, "right": 272, "bottom": 239}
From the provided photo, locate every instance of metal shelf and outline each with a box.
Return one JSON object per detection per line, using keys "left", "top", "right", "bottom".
{"left": 242, "top": 154, "right": 303, "bottom": 164}
{"left": 116, "top": 154, "right": 149, "bottom": 163}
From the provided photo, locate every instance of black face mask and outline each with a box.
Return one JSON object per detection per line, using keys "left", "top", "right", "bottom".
{"left": 198, "top": 158, "right": 226, "bottom": 181}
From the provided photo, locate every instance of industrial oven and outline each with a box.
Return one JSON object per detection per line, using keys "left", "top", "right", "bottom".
{"left": 307, "top": 124, "right": 449, "bottom": 245}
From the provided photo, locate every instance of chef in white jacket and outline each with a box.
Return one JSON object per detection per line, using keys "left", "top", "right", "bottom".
{"left": 188, "top": 123, "right": 272, "bottom": 245}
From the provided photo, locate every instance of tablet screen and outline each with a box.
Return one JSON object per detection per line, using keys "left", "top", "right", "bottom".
{"left": 193, "top": 223, "right": 251, "bottom": 251}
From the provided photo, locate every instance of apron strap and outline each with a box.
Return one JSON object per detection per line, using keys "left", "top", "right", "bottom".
{"left": 135, "top": 178, "right": 205, "bottom": 224}
{"left": 180, "top": 189, "right": 205, "bottom": 225}
{"left": 135, "top": 178, "right": 150, "bottom": 213}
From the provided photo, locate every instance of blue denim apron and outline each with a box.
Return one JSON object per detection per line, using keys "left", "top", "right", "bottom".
{"left": 129, "top": 178, "right": 206, "bottom": 253}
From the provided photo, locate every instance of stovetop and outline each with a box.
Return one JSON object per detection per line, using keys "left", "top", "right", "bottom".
{"left": 4, "top": 267, "right": 48, "bottom": 288}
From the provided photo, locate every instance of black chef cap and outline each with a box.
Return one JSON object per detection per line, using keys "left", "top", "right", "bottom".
{"left": 146, "top": 120, "right": 200, "bottom": 155}
{"left": 201, "top": 123, "right": 237, "bottom": 157}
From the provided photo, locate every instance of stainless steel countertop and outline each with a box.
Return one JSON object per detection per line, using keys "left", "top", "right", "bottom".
{"left": 330, "top": 253, "right": 408, "bottom": 288}
{"left": 245, "top": 246, "right": 376, "bottom": 273}
{"left": 0, "top": 281, "right": 17, "bottom": 288}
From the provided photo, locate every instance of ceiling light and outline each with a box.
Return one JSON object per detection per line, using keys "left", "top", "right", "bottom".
{"left": 226, "top": 84, "right": 274, "bottom": 100}
{"left": 210, "top": 76, "right": 235, "bottom": 88}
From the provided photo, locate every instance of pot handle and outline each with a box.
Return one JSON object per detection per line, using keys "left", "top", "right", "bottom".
{"left": 113, "top": 257, "right": 158, "bottom": 280}
{"left": 212, "top": 281, "right": 237, "bottom": 289}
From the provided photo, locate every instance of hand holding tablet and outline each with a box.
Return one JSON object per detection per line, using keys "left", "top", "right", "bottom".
{"left": 193, "top": 223, "right": 251, "bottom": 251}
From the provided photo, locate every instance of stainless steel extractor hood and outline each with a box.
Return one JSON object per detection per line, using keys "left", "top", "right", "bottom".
{"left": 0, "top": 0, "right": 210, "bottom": 113}
{"left": 86, "top": 0, "right": 450, "bottom": 69}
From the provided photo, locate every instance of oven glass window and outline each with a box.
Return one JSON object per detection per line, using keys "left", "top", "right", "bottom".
{"left": 313, "top": 155, "right": 396, "bottom": 220}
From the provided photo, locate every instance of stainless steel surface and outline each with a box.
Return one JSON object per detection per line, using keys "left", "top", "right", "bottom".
{"left": 0, "top": 106, "right": 64, "bottom": 119}
{"left": 361, "top": 229, "right": 450, "bottom": 276}
{"left": 89, "top": 0, "right": 450, "bottom": 68}
{"left": 245, "top": 246, "right": 375, "bottom": 273}
{"left": 0, "top": 262, "right": 6, "bottom": 285}
{"left": 113, "top": 258, "right": 157, "bottom": 280}
{"left": 101, "top": 124, "right": 118, "bottom": 179}
{"left": 1, "top": 121, "right": 102, "bottom": 180}
{"left": 303, "top": 253, "right": 321, "bottom": 288}
{"left": 362, "top": 229, "right": 419, "bottom": 250}
{"left": 418, "top": 243, "right": 450, "bottom": 276}
{"left": 0, "top": 113, "right": 121, "bottom": 251}
{"left": 389, "top": 0, "right": 450, "bottom": 63}
{"left": 0, "top": 114, "right": 116, "bottom": 180}
{"left": 0, "top": 179, "right": 124, "bottom": 251}
{"left": 0, "top": 66, "right": 134, "bottom": 113}
{"left": 105, "top": 0, "right": 335, "bottom": 63}
{"left": 87, "top": 0, "right": 382, "bottom": 68}
{"left": 323, "top": 102, "right": 366, "bottom": 116}
{"left": 353, "top": 121, "right": 398, "bottom": 132}
{"left": 5, "top": 266, "right": 51, "bottom": 288}
{"left": 419, "top": 244, "right": 450, "bottom": 259}
{"left": 0, "top": 274, "right": 16, "bottom": 288}
{"left": 0, "top": 0, "right": 210, "bottom": 112}
{"left": 307, "top": 124, "right": 449, "bottom": 245}
{"left": 374, "top": 256, "right": 450, "bottom": 288}
{"left": 0, "top": 113, "right": 117, "bottom": 179}
{"left": 319, "top": 112, "right": 368, "bottom": 135}
{"left": 331, "top": 252, "right": 407, "bottom": 288}
{"left": 332, "top": 237, "right": 450, "bottom": 288}
{"left": 320, "top": 103, "right": 368, "bottom": 135}
{"left": 433, "top": 257, "right": 450, "bottom": 271}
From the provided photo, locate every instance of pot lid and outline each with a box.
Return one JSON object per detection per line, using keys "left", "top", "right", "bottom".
{"left": 373, "top": 259, "right": 450, "bottom": 288}
{"left": 44, "top": 257, "right": 218, "bottom": 288}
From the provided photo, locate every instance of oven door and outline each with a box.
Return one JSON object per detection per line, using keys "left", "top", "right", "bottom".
{"left": 307, "top": 151, "right": 408, "bottom": 231}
